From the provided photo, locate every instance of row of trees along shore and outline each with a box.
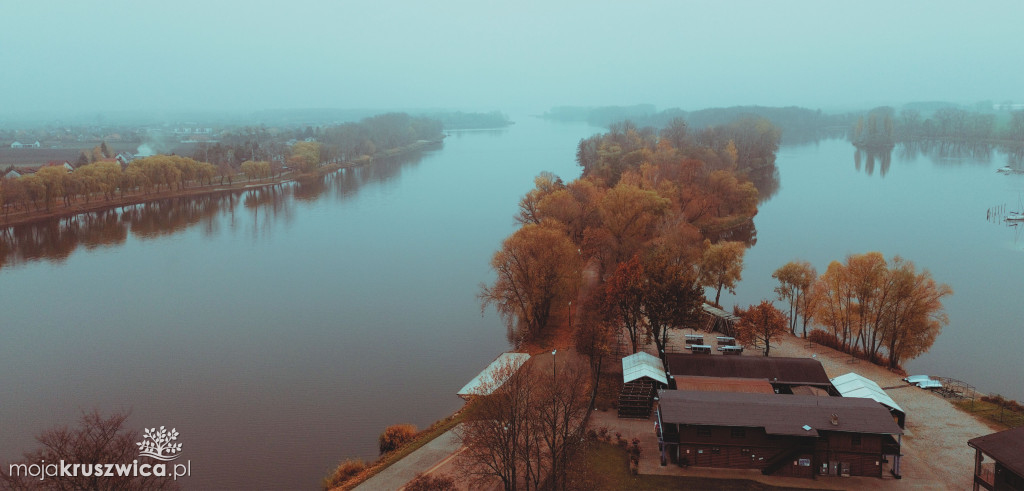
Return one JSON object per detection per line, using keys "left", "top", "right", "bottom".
{"left": 0, "top": 113, "right": 443, "bottom": 219}
{"left": 853, "top": 105, "right": 1024, "bottom": 149}
{"left": 772, "top": 253, "right": 952, "bottom": 370}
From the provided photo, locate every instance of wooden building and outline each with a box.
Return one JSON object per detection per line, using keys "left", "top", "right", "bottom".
{"left": 968, "top": 426, "right": 1024, "bottom": 490}
{"left": 656, "top": 390, "right": 903, "bottom": 479}
{"left": 618, "top": 352, "right": 667, "bottom": 419}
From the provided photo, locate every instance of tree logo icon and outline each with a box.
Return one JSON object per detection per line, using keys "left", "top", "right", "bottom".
{"left": 136, "top": 426, "right": 183, "bottom": 461}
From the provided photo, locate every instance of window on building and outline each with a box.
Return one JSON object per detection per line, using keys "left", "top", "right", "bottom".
{"left": 696, "top": 426, "right": 711, "bottom": 437}
{"left": 851, "top": 434, "right": 862, "bottom": 446}
{"left": 712, "top": 447, "right": 721, "bottom": 454}
{"left": 731, "top": 428, "right": 746, "bottom": 438}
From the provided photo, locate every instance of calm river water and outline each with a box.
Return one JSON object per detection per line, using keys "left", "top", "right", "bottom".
{"left": 1, "top": 121, "right": 1022, "bottom": 489}
{"left": 730, "top": 139, "right": 1024, "bottom": 402}
{"left": 0, "top": 118, "right": 598, "bottom": 489}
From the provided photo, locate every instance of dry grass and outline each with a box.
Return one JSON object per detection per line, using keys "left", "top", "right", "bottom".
{"left": 330, "top": 407, "right": 470, "bottom": 491}
{"left": 953, "top": 398, "right": 1024, "bottom": 430}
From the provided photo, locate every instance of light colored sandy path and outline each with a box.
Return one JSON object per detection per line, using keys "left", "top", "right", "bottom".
{"left": 352, "top": 427, "right": 463, "bottom": 491}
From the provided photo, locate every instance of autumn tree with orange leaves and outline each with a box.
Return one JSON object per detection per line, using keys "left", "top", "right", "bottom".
{"left": 736, "top": 300, "right": 789, "bottom": 357}
{"left": 479, "top": 223, "right": 582, "bottom": 344}
{"left": 699, "top": 240, "right": 747, "bottom": 306}
{"left": 810, "top": 252, "right": 951, "bottom": 369}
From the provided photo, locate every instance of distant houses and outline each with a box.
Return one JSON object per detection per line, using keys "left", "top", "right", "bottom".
{"left": 9, "top": 141, "right": 41, "bottom": 149}
{"left": 115, "top": 152, "right": 135, "bottom": 166}
{"left": 2, "top": 161, "right": 73, "bottom": 180}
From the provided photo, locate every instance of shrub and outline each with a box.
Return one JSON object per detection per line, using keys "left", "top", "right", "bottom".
{"left": 405, "top": 473, "right": 457, "bottom": 491}
{"left": 322, "top": 459, "right": 365, "bottom": 489}
{"left": 379, "top": 424, "right": 418, "bottom": 455}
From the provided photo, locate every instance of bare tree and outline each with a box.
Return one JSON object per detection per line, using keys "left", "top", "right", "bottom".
{"left": 456, "top": 360, "right": 539, "bottom": 491}
{"left": 1, "top": 409, "right": 178, "bottom": 490}
{"left": 536, "top": 357, "right": 592, "bottom": 491}
{"left": 455, "top": 356, "right": 592, "bottom": 491}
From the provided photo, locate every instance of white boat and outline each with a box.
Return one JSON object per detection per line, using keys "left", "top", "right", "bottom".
{"left": 904, "top": 375, "right": 943, "bottom": 389}
{"left": 904, "top": 375, "right": 931, "bottom": 384}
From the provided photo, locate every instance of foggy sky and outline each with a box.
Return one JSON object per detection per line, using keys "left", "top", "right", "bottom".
{"left": 2, "top": 0, "right": 1022, "bottom": 118}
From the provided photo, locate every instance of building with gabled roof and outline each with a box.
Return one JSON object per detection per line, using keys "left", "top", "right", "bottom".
{"left": 656, "top": 389, "right": 903, "bottom": 479}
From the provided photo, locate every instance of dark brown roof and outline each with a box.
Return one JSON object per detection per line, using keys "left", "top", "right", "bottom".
{"left": 671, "top": 376, "right": 775, "bottom": 394}
{"left": 657, "top": 390, "right": 903, "bottom": 437}
{"left": 665, "top": 353, "right": 834, "bottom": 388}
{"left": 968, "top": 426, "right": 1024, "bottom": 477}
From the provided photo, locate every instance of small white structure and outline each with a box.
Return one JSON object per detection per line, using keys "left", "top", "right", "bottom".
{"left": 832, "top": 372, "right": 906, "bottom": 427}
{"left": 457, "top": 352, "right": 531, "bottom": 399}
{"left": 622, "top": 351, "right": 667, "bottom": 386}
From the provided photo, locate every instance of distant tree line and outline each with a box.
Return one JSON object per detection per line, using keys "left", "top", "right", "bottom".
{"left": 853, "top": 105, "right": 1024, "bottom": 146}
{"left": 195, "top": 112, "right": 443, "bottom": 170}
{"left": 542, "top": 104, "right": 851, "bottom": 144}
{"left": 1, "top": 113, "right": 444, "bottom": 220}
{"left": 424, "top": 111, "right": 512, "bottom": 130}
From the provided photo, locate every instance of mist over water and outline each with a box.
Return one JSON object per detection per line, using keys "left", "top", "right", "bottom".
{"left": 2, "top": 1, "right": 1024, "bottom": 488}
{"left": 2, "top": 1, "right": 1023, "bottom": 118}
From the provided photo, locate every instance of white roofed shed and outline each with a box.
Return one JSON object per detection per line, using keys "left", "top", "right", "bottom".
{"left": 622, "top": 351, "right": 667, "bottom": 386}
{"left": 831, "top": 372, "right": 906, "bottom": 428}
{"left": 457, "top": 352, "right": 531, "bottom": 399}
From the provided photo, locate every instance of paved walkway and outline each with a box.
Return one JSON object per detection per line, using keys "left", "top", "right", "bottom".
{"left": 353, "top": 426, "right": 464, "bottom": 491}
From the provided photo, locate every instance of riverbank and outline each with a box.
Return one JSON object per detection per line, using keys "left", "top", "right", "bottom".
{"left": 0, "top": 139, "right": 442, "bottom": 229}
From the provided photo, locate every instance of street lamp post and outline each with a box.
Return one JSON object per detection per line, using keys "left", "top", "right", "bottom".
{"left": 552, "top": 349, "right": 557, "bottom": 381}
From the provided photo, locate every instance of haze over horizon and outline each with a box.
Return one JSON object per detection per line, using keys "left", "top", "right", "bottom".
{"left": 2, "top": 0, "right": 1022, "bottom": 120}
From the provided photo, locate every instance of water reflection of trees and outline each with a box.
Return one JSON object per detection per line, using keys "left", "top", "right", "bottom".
{"left": 704, "top": 219, "right": 758, "bottom": 247}
{"left": 849, "top": 141, "right": 1024, "bottom": 177}
{"left": 749, "top": 165, "right": 780, "bottom": 205}
{"left": 0, "top": 147, "right": 433, "bottom": 270}
{"left": 898, "top": 140, "right": 993, "bottom": 165}
{"left": 853, "top": 147, "right": 893, "bottom": 177}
